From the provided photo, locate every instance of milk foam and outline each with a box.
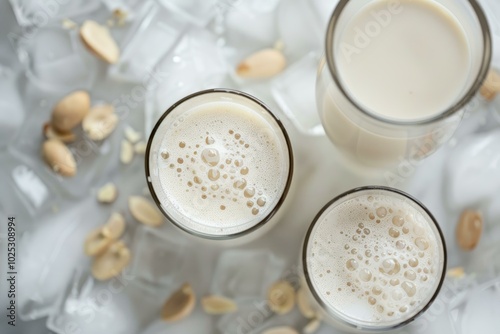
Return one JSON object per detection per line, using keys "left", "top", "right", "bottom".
{"left": 149, "top": 98, "right": 290, "bottom": 236}
{"left": 306, "top": 192, "right": 444, "bottom": 327}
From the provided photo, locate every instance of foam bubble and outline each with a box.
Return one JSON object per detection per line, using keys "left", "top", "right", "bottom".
{"left": 306, "top": 193, "right": 444, "bottom": 327}
{"left": 149, "top": 99, "right": 290, "bottom": 236}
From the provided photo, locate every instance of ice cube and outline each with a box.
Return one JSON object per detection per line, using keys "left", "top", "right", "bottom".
{"left": 108, "top": 2, "right": 187, "bottom": 83}
{"left": 217, "top": 298, "right": 303, "bottom": 334}
{"left": 130, "top": 226, "right": 192, "bottom": 293}
{"left": 8, "top": 80, "right": 122, "bottom": 198}
{"left": 101, "top": 0, "right": 143, "bottom": 16}
{"left": 485, "top": 193, "right": 500, "bottom": 227}
{"left": 12, "top": 164, "right": 49, "bottom": 210}
{"left": 18, "top": 198, "right": 106, "bottom": 320}
{"left": 47, "top": 270, "right": 140, "bottom": 334}
{"left": 0, "top": 151, "right": 61, "bottom": 233}
{"left": 224, "top": 0, "right": 280, "bottom": 46}
{"left": 468, "top": 241, "right": 500, "bottom": 278}
{"left": 309, "top": 0, "right": 339, "bottom": 28}
{"left": 219, "top": 0, "right": 282, "bottom": 84}
{"left": 158, "top": 0, "right": 217, "bottom": 27}
{"left": 0, "top": 65, "right": 24, "bottom": 149}
{"left": 144, "top": 28, "right": 227, "bottom": 134}
{"left": 314, "top": 325, "right": 340, "bottom": 334}
{"left": 101, "top": 0, "right": 144, "bottom": 23}
{"left": 9, "top": 0, "right": 101, "bottom": 27}
{"left": 448, "top": 278, "right": 500, "bottom": 334}
{"left": 445, "top": 130, "right": 500, "bottom": 209}
{"left": 451, "top": 98, "right": 489, "bottom": 139}
{"left": 210, "top": 249, "right": 286, "bottom": 301}
{"left": 271, "top": 52, "right": 324, "bottom": 136}
{"left": 141, "top": 311, "right": 213, "bottom": 334}
{"left": 277, "top": 0, "right": 323, "bottom": 61}
{"left": 15, "top": 25, "right": 99, "bottom": 92}
{"left": 217, "top": 299, "right": 275, "bottom": 334}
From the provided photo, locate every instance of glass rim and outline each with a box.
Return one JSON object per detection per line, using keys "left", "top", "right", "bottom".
{"left": 301, "top": 185, "right": 448, "bottom": 331}
{"left": 145, "top": 88, "right": 294, "bottom": 241}
{"left": 325, "top": 0, "right": 492, "bottom": 127}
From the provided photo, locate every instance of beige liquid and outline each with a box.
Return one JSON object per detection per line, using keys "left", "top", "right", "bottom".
{"left": 319, "top": 0, "right": 471, "bottom": 167}
{"left": 305, "top": 191, "right": 445, "bottom": 328}
{"left": 337, "top": 0, "right": 471, "bottom": 121}
{"left": 148, "top": 96, "right": 291, "bottom": 238}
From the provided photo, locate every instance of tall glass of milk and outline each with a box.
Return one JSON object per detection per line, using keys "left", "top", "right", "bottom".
{"left": 317, "top": 0, "right": 491, "bottom": 170}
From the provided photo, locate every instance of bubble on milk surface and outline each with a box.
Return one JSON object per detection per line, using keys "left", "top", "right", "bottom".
{"left": 153, "top": 101, "right": 289, "bottom": 236}
{"left": 307, "top": 194, "right": 442, "bottom": 324}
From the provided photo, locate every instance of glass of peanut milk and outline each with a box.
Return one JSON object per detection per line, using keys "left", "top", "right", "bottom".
{"left": 145, "top": 89, "right": 294, "bottom": 246}
{"left": 317, "top": 0, "right": 491, "bottom": 170}
{"left": 300, "top": 186, "right": 446, "bottom": 332}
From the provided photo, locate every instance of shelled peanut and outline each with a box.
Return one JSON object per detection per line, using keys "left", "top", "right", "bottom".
{"left": 42, "top": 90, "right": 119, "bottom": 177}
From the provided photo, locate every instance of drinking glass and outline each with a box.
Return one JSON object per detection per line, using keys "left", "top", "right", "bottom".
{"left": 145, "top": 89, "right": 294, "bottom": 245}
{"left": 317, "top": 0, "right": 492, "bottom": 169}
{"left": 300, "top": 186, "right": 447, "bottom": 332}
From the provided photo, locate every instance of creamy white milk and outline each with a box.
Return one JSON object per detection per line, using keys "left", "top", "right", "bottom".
{"left": 337, "top": 0, "right": 471, "bottom": 121}
{"left": 318, "top": 0, "right": 474, "bottom": 168}
{"left": 148, "top": 96, "right": 291, "bottom": 237}
{"left": 305, "top": 191, "right": 445, "bottom": 327}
